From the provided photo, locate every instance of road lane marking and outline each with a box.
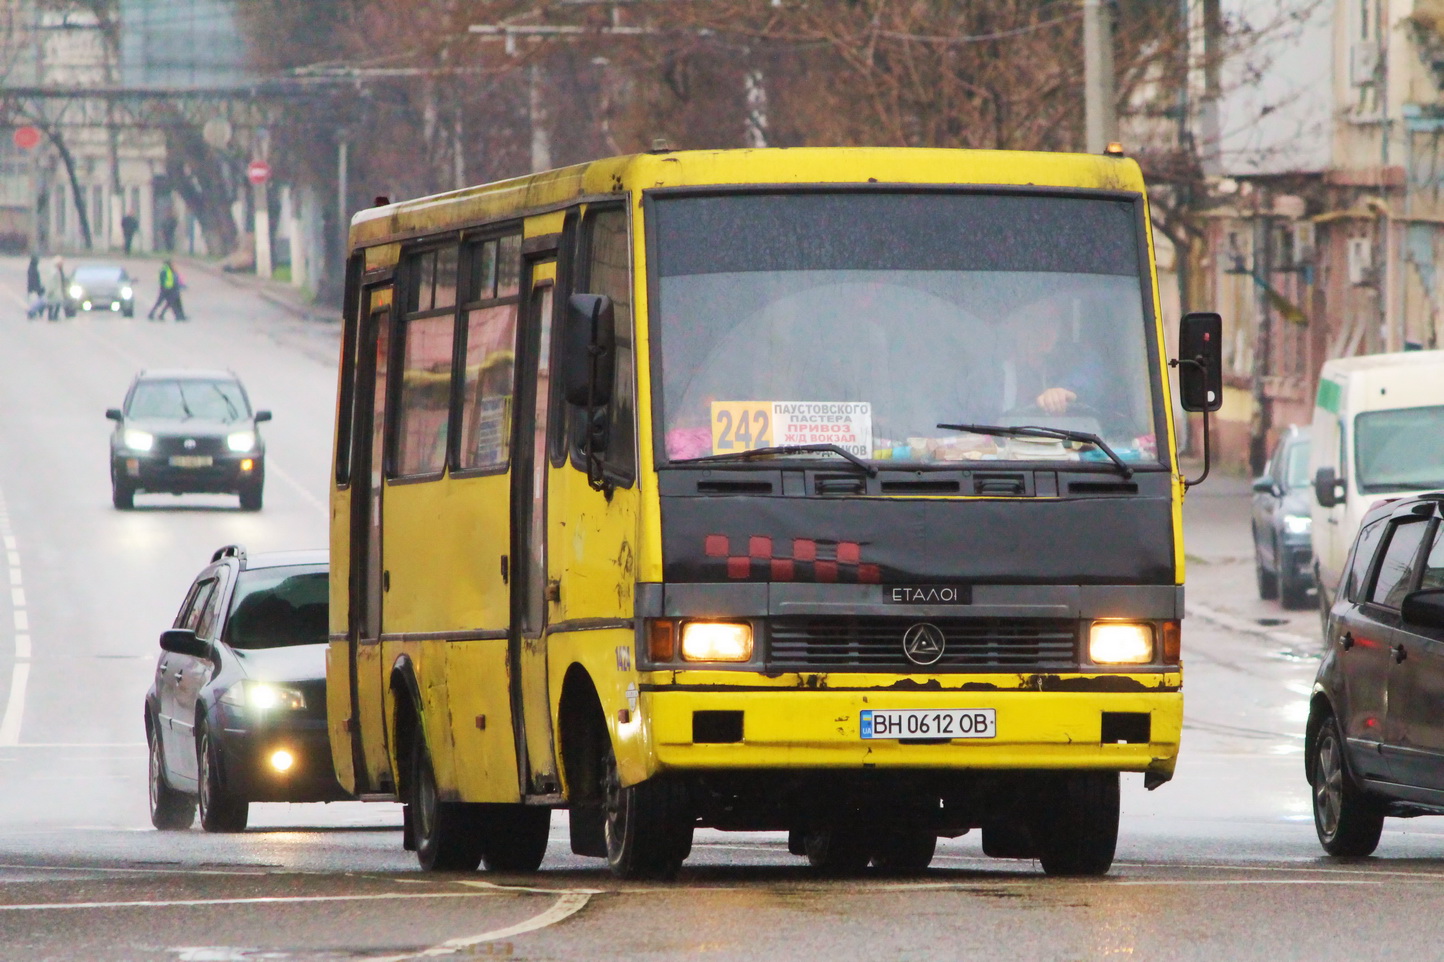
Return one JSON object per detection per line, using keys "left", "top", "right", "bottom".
{"left": 0, "top": 891, "right": 498, "bottom": 911}
{"left": 367, "top": 882, "right": 599, "bottom": 961}
{"left": 13, "top": 610, "right": 26, "bottom": 631}
{"left": 265, "top": 460, "right": 327, "bottom": 516}
{"left": 10, "top": 587, "right": 23, "bottom": 607}
{"left": 15, "top": 634, "right": 28, "bottom": 659}
{"left": 0, "top": 663, "right": 29, "bottom": 746}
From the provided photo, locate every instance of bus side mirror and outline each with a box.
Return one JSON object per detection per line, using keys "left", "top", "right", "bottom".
{"left": 1176, "top": 312, "right": 1223, "bottom": 413}
{"left": 1314, "top": 466, "right": 1345, "bottom": 508}
{"left": 562, "top": 294, "right": 615, "bottom": 407}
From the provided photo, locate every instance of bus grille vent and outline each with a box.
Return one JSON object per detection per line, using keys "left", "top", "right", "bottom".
{"left": 767, "top": 617, "right": 1077, "bottom": 671}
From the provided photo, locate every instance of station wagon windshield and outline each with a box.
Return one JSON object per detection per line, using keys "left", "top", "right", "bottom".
{"left": 651, "top": 191, "right": 1163, "bottom": 468}
{"left": 226, "top": 566, "right": 328, "bottom": 650}
{"left": 128, "top": 380, "right": 250, "bottom": 422}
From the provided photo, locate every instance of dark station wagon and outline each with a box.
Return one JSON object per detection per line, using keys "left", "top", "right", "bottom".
{"left": 1306, "top": 492, "right": 1444, "bottom": 855}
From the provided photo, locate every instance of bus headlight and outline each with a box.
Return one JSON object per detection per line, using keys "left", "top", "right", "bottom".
{"left": 680, "top": 622, "right": 753, "bottom": 662}
{"left": 123, "top": 429, "right": 154, "bottom": 452}
{"left": 1283, "top": 515, "right": 1311, "bottom": 535}
{"left": 227, "top": 430, "right": 256, "bottom": 452}
{"left": 1089, "top": 622, "right": 1153, "bottom": 664}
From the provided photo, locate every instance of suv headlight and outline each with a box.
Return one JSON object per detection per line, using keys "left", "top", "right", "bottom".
{"left": 227, "top": 431, "right": 256, "bottom": 452}
{"left": 68, "top": 283, "right": 82, "bottom": 299}
{"left": 1089, "top": 622, "right": 1154, "bottom": 664}
{"left": 221, "top": 680, "right": 306, "bottom": 712}
{"left": 1283, "top": 515, "right": 1312, "bottom": 535}
{"left": 120, "top": 285, "right": 133, "bottom": 299}
{"left": 123, "top": 429, "right": 154, "bottom": 452}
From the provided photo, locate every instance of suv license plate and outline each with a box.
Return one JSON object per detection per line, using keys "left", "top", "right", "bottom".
{"left": 859, "top": 708, "right": 995, "bottom": 740}
{"left": 169, "top": 455, "right": 213, "bottom": 467}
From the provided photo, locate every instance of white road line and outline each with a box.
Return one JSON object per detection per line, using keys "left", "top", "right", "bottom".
{"left": 6, "top": 551, "right": 17, "bottom": 567}
{"left": 0, "top": 891, "right": 495, "bottom": 912}
{"left": 2, "top": 536, "right": 13, "bottom": 550}
{"left": 368, "top": 883, "right": 598, "bottom": 962}
{"left": 8, "top": 568, "right": 18, "bottom": 586}
{"left": 266, "top": 460, "right": 328, "bottom": 516}
{"left": 0, "top": 663, "right": 30, "bottom": 746}
{"left": 0, "top": 742, "right": 144, "bottom": 748}
{"left": 15, "top": 634, "right": 29, "bottom": 659}
{"left": 12, "top": 610, "right": 26, "bottom": 631}
{"left": 10, "top": 587, "right": 23, "bottom": 607}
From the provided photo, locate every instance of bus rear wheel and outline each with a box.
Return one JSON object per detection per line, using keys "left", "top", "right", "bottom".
{"left": 802, "top": 827, "right": 872, "bottom": 875}
{"left": 602, "top": 741, "right": 692, "bottom": 880}
{"left": 1029, "top": 772, "right": 1119, "bottom": 877}
{"left": 411, "top": 737, "right": 484, "bottom": 871}
{"left": 870, "top": 826, "right": 937, "bottom": 874}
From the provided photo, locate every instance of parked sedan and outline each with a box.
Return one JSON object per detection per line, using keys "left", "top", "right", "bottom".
{"left": 68, "top": 263, "right": 136, "bottom": 316}
{"left": 1306, "top": 492, "right": 1444, "bottom": 855}
{"left": 145, "top": 546, "right": 347, "bottom": 832}
{"left": 107, "top": 369, "right": 269, "bottom": 510}
{"left": 1252, "top": 425, "right": 1315, "bottom": 608}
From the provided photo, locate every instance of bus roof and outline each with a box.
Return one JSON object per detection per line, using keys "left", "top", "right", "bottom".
{"left": 348, "top": 147, "right": 1146, "bottom": 250}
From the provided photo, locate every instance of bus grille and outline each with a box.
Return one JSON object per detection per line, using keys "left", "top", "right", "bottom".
{"left": 767, "top": 617, "right": 1078, "bottom": 671}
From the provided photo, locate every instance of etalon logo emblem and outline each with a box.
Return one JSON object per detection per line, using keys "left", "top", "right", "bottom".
{"left": 902, "top": 622, "right": 946, "bottom": 666}
{"left": 183, "top": 438, "right": 197, "bottom": 450}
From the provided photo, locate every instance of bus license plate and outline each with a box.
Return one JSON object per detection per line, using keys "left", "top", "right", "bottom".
{"left": 168, "top": 455, "right": 213, "bottom": 468}
{"left": 859, "top": 708, "right": 995, "bottom": 740}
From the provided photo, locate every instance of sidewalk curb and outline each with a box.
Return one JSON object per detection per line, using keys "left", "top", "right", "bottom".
{"left": 1188, "top": 602, "right": 1319, "bottom": 651}
{"left": 179, "top": 257, "right": 336, "bottom": 324}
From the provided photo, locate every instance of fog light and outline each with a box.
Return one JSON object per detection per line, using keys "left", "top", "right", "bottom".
{"left": 680, "top": 622, "right": 753, "bottom": 662}
{"left": 110, "top": 302, "right": 120, "bottom": 312}
{"left": 82, "top": 300, "right": 91, "bottom": 311}
{"left": 240, "top": 458, "right": 255, "bottom": 471}
{"left": 1089, "top": 622, "right": 1154, "bottom": 664}
{"left": 269, "top": 749, "right": 295, "bottom": 773}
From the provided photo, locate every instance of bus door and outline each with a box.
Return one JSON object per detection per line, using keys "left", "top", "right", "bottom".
{"left": 348, "top": 281, "right": 396, "bottom": 792}
{"left": 510, "top": 256, "right": 561, "bottom": 795}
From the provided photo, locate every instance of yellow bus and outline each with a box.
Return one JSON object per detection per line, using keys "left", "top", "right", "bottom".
{"left": 328, "top": 146, "right": 1221, "bottom": 879}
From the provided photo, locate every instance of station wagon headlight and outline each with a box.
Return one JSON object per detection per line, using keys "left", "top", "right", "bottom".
{"left": 120, "top": 286, "right": 133, "bottom": 299}
{"left": 227, "top": 430, "right": 256, "bottom": 452}
{"left": 680, "top": 622, "right": 754, "bottom": 662}
{"left": 1089, "top": 622, "right": 1153, "bottom": 665}
{"left": 221, "top": 680, "right": 306, "bottom": 711}
{"left": 1283, "top": 515, "right": 1312, "bottom": 535}
{"left": 123, "top": 428, "right": 154, "bottom": 452}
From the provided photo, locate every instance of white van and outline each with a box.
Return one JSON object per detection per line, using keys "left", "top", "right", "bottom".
{"left": 1309, "top": 349, "right": 1444, "bottom": 610}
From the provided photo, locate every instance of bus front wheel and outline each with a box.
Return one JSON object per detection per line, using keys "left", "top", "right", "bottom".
{"left": 1029, "top": 772, "right": 1119, "bottom": 877}
{"left": 411, "top": 737, "right": 484, "bottom": 871}
{"left": 602, "top": 741, "right": 692, "bottom": 880}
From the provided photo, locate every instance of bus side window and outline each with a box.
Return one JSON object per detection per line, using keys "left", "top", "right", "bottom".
{"left": 393, "top": 244, "right": 459, "bottom": 478}
{"left": 457, "top": 234, "right": 522, "bottom": 473}
{"left": 574, "top": 206, "right": 636, "bottom": 485}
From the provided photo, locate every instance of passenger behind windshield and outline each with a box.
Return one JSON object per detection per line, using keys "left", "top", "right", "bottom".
{"left": 128, "top": 380, "right": 250, "bottom": 422}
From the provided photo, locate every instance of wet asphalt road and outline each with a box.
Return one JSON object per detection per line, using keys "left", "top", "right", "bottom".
{"left": 1, "top": 255, "right": 1443, "bottom": 960}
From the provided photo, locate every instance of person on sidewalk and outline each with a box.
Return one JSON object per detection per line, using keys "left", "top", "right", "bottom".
{"left": 121, "top": 213, "right": 139, "bottom": 255}
{"left": 44, "top": 256, "right": 67, "bottom": 321}
{"left": 147, "top": 259, "right": 187, "bottom": 321}
{"left": 25, "top": 254, "right": 43, "bottom": 319}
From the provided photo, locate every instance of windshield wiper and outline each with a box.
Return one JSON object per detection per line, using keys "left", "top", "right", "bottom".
{"left": 673, "top": 443, "right": 878, "bottom": 477}
{"left": 937, "top": 422, "right": 1133, "bottom": 480}
{"left": 210, "top": 383, "right": 240, "bottom": 421}
{"left": 175, "top": 388, "right": 195, "bottom": 420}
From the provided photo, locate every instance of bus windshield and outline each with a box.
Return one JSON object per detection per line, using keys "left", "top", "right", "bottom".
{"left": 652, "top": 191, "right": 1162, "bottom": 467}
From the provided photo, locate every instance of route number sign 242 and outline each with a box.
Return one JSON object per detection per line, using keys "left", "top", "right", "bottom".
{"left": 709, "top": 401, "right": 873, "bottom": 457}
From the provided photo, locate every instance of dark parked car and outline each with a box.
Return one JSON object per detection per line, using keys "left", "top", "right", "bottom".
{"left": 68, "top": 263, "right": 136, "bottom": 316}
{"left": 107, "top": 369, "right": 270, "bottom": 510}
{"left": 145, "top": 545, "right": 346, "bottom": 832}
{"left": 1306, "top": 492, "right": 1444, "bottom": 855}
{"left": 1252, "top": 425, "right": 1315, "bottom": 608}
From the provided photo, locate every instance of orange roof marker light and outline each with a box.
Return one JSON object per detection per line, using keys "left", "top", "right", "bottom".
{"left": 1104, "top": 141, "right": 1126, "bottom": 157}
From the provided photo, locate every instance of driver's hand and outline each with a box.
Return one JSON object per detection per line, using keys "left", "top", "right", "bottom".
{"left": 1035, "top": 387, "right": 1076, "bottom": 415}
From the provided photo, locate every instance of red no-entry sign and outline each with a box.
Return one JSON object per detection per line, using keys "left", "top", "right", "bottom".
{"left": 12, "top": 126, "right": 40, "bottom": 150}
{"left": 247, "top": 159, "right": 272, "bottom": 185}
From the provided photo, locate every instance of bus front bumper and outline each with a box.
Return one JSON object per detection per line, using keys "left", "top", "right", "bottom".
{"left": 641, "top": 687, "right": 1181, "bottom": 780}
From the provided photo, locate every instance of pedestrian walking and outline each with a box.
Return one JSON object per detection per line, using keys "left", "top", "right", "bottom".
{"left": 121, "top": 213, "right": 139, "bottom": 255}
{"left": 147, "top": 259, "right": 186, "bottom": 321}
{"left": 24, "top": 254, "right": 44, "bottom": 319}
{"left": 44, "top": 255, "right": 67, "bottom": 321}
